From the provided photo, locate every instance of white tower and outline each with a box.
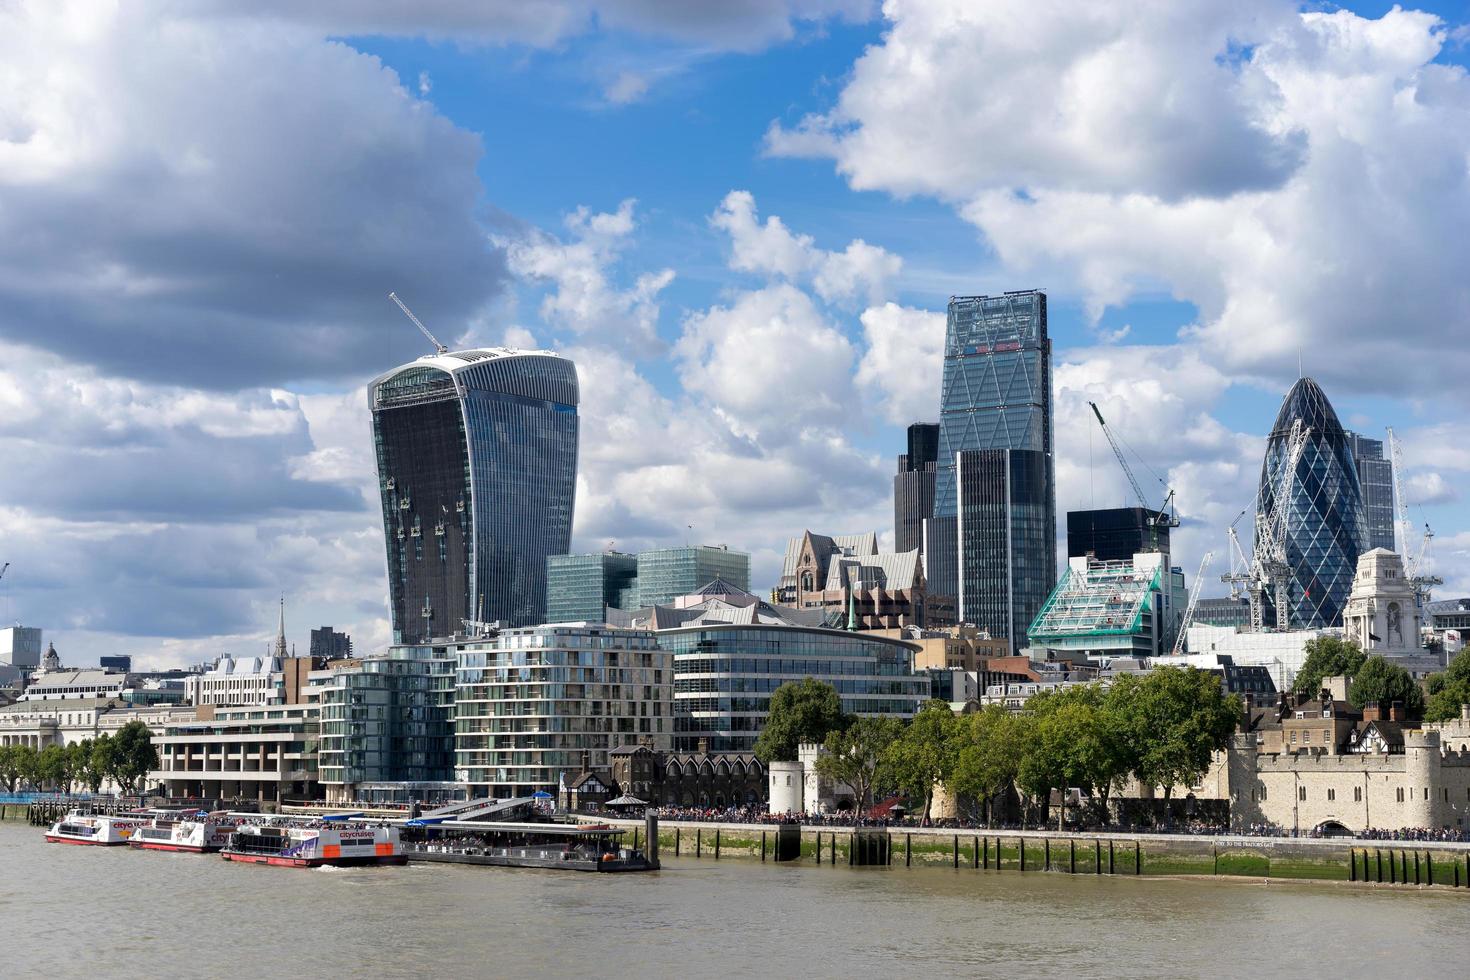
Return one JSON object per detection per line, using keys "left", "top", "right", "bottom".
{"left": 1343, "top": 549, "right": 1422, "bottom": 653}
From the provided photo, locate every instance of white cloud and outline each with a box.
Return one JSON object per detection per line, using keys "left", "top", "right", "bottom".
{"left": 770, "top": 2, "right": 1470, "bottom": 397}
{"left": 505, "top": 199, "right": 674, "bottom": 348}
{"left": 854, "top": 303, "right": 944, "bottom": 426}
{"left": 605, "top": 71, "right": 650, "bottom": 105}
{"left": 675, "top": 283, "right": 859, "bottom": 437}
{"left": 418, "top": 70, "right": 432, "bottom": 94}
{"left": 710, "top": 190, "right": 901, "bottom": 305}
{"left": 1406, "top": 471, "right": 1458, "bottom": 507}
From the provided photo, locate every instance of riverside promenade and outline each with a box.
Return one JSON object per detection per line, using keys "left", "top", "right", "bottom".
{"left": 588, "top": 817, "right": 1470, "bottom": 888}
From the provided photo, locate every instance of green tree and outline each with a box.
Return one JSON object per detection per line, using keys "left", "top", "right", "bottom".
{"left": 814, "top": 716, "right": 903, "bottom": 825}
{"left": 1424, "top": 647, "right": 1470, "bottom": 722}
{"left": 1115, "top": 667, "right": 1240, "bottom": 810}
{"left": 35, "top": 745, "right": 66, "bottom": 791}
{"left": 110, "top": 721, "right": 158, "bottom": 795}
{"left": 1293, "top": 635, "right": 1367, "bottom": 695}
{"left": 949, "top": 705, "right": 1032, "bottom": 827}
{"left": 753, "top": 678, "right": 848, "bottom": 763}
{"left": 12, "top": 744, "right": 40, "bottom": 791}
{"left": 88, "top": 734, "right": 117, "bottom": 793}
{"left": 0, "top": 744, "right": 25, "bottom": 792}
{"left": 1348, "top": 655, "right": 1425, "bottom": 716}
{"left": 882, "top": 701, "right": 957, "bottom": 822}
{"left": 61, "top": 741, "right": 90, "bottom": 795}
{"left": 1016, "top": 687, "right": 1129, "bottom": 830}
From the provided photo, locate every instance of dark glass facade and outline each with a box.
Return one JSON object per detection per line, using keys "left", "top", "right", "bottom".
{"left": 1346, "top": 431, "right": 1396, "bottom": 552}
{"left": 635, "top": 546, "right": 750, "bottom": 608}
{"left": 660, "top": 625, "right": 929, "bottom": 752}
{"left": 546, "top": 552, "right": 639, "bottom": 622}
{"left": 956, "top": 449, "right": 1055, "bottom": 648}
{"left": 1066, "top": 507, "right": 1171, "bottom": 562}
{"left": 931, "top": 291, "right": 1054, "bottom": 606}
{"left": 895, "top": 422, "right": 939, "bottom": 555}
{"left": 1257, "top": 378, "right": 1367, "bottom": 629}
{"left": 370, "top": 351, "right": 579, "bottom": 641}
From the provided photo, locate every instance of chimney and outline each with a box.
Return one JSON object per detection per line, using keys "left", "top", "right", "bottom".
{"left": 1362, "top": 701, "right": 1381, "bottom": 723}
{"left": 696, "top": 737, "right": 709, "bottom": 756}
{"left": 1388, "top": 700, "right": 1404, "bottom": 723}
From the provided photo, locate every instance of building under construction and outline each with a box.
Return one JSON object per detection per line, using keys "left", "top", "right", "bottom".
{"left": 1026, "top": 552, "right": 1185, "bottom": 661}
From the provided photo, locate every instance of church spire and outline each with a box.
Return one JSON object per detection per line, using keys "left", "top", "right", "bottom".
{"left": 273, "top": 594, "right": 288, "bottom": 659}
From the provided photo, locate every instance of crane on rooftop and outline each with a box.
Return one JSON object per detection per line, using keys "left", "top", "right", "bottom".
{"left": 1385, "top": 426, "right": 1443, "bottom": 607}
{"left": 1087, "top": 402, "right": 1180, "bottom": 551}
{"left": 389, "top": 291, "right": 448, "bottom": 355}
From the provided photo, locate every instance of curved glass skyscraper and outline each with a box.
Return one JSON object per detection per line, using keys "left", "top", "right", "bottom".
{"left": 370, "top": 349, "right": 579, "bottom": 641}
{"left": 1257, "top": 378, "right": 1366, "bottom": 629}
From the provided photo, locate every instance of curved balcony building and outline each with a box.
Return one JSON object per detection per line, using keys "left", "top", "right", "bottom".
{"left": 369, "top": 348, "right": 579, "bottom": 641}
{"left": 1257, "top": 378, "right": 1367, "bottom": 629}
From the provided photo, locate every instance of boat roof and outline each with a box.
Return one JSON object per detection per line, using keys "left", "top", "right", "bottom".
{"left": 432, "top": 821, "right": 626, "bottom": 837}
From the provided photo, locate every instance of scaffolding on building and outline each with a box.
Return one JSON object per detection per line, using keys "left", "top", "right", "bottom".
{"left": 1027, "top": 558, "right": 1161, "bottom": 644}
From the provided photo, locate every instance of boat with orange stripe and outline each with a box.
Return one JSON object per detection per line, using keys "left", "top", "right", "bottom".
{"left": 219, "top": 813, "right": 404, "bottom": 868}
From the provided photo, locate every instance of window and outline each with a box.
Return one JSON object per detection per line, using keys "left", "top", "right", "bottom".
{"left": 1260, "top": 785, "right": 1268, "bottom": 801}
{"left": 1298, "top": 786, "right": 1307, "bottom": 802}
{"left": 1396, "top": 787, "right": 1404, "bottom": 803}
{"left": 1327, "top": 788, "right": 1335, "bottom": 801}
{"left": 1303, "top": 730, "right": 1311, "bottom": 744}
{"left": 1354, "top": 787, "right": 1362, "bottom": 803}
{"left": 1290, "top": 731, "right": 1297, "bottom": 744}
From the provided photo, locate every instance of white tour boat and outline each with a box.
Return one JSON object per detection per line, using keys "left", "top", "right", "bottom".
{"left": 44, "top": 811, "right": 151, "bottom": 846}
{"left": 220, "top": 816, "right": 405, "bottom": 868}
{"left": 129, "top": 809, "right": 238, "bottom": 853}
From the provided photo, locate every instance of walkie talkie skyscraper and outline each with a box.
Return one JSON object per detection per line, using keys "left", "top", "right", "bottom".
{"left": 369, "top": 348, "right": 579, "bottom": 642}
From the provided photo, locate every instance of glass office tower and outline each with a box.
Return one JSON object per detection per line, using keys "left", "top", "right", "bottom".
{"left": 546, "top": 552, "right": 639, "bottom": 622}
{"left": 1257, "top": 378, "right": 1367, "bottom": 629}
{"left": 1345, "top": 431, "right": 1395, "bottom": 552}
{"left": 894, "top": 422, "right": 939, "bottom": 556}
{"left": 929, "top": 291, "right": 1055, "bottom": 639}
{"left": 1066, "top": 507, "right": 1171, "bottom": 562}
{"left": 635, "top": 546, "right": 750, "bottom": 608}
{"left": 955, "top": 449, "right": 1055, "bottom": 646}
{"left": 369, "top": 349, "right": 579, "bottom": 641}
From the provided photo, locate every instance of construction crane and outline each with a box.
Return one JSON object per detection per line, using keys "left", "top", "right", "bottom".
{"left": 388, "top": 291, "right": 448, "bottom": 355}
{"left": 1385, "top": 426, "right": 1443, "bottom": 606}
{"left": 1087, "top": 402, "right": 1180, "bottom": 550}
{"left": 1171, "top": 550, "right": 1215, "bottom": 656}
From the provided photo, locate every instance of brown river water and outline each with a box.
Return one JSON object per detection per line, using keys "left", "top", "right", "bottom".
{"left": 2, "top": 823, "right": 1466, "bottom": 978}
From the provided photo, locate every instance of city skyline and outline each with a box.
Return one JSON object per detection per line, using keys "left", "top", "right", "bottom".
{"left": 2, "top": 1, "right": 1470, "bottom": 667}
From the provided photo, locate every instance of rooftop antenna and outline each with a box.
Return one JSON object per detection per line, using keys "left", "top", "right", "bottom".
{"left": 389, "top": 291, "right": 448, "bottom": 355}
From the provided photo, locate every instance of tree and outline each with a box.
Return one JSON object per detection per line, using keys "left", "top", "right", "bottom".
{"left": 12, "top": 744, "right": 40, "bottom": 791}
{"left": 949, "top": 705, "right": 1032, "bottom": 827}
{"left": 814, "top": 716, "right": 903, "bottom": 825}
{"left": 1017, "top": 687, "right": 1129, "bottom": 830}
{"left": 753, "top": 678, "right": 848, "bottom": 763}
{"left": 88, "top": 734, "right": 117, "bottom": 793}
{"left": 1293, "top": 636, "right": 1367, "bottom": 696}
{"left": 35, "top": 745, "right": 67, "bottom": 791}
{"left": 883, "top": 701, "right": 958, "bottom": 823}
{"left": 0, "top": 745, "right": 25, "bottom": 792}
{"left": 110, "top": 721, "right": 159, "bottom": 795}
{"left": 1115, "top": 667, "right": 1240, "bottom": 809}
{"left": 1424, "top": 647, "right": 1470, "bottom": 723}
{"left": 61, "top": 741, "right": 90, "bottom": 795}
{"left": 1348, "top": 655, "right": 1425, "bottom": 716}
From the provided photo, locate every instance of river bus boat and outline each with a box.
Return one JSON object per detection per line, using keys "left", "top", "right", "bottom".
{"left": 129, "top": 809, "right": 238, "bottom": 853}
{"left": 44, "top": 811, "right": 151, "bottom": 846}
{"left": 403, "top": 821, "right": 657, "bottom": 873}
{"left": 220, "top": 815, "right": 405, "bottom": 868}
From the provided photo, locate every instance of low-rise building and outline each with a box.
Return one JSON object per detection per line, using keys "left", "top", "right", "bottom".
{"left": 609, "top": 742, "right": 766, "bottom": 807}
{"left": 149, "top": 702, "right": 322, "bottom": 803}
{"left": 1184, "top": 624, "right": 1336, "bottom": 691}
{"left": 776, "top": 530, "right": 952, "bottom": 628}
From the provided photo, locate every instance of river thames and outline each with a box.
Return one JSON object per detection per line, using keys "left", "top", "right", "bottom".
{"left": 3, "top": 824, "right": 1467, "bottom": 978}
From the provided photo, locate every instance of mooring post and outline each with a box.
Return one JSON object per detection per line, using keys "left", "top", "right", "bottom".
{"left": 831, "top": 833, "right": 837, "bottom": 865}
{"left": 1349, "top": 849, "right": 1356, "bottom": 882}
{"left": 815, "top": 831, "right": 822, "bottom": 864}
{"left": 906, "top": 833, "right": 912, "bottom": 868}
{"left": 972, "top": 836, "right": 979, "bottom": 869}
{"left": 1019, "top": 838, "right": 1025, "bottom": 873}
{"left": 715, "top": 828, "right": 721, "bottom": 860}
{"left": 1044, "top": 838, "right": 1051, "bottom": 872}
{"left": 953, "top": 835, "right": 959, "bottom": 869}
{"left": 1070, "top": 839, "right": 1076, "bottom": 874}
{"left": 983, "top": 836, "right": 989, "bottom": 870}
{"left": 675, "top": 828, "right": 681, "bottom": 856}
{"left": 696, "top": 828, "right": 702, "bottom": 858}
{"left": 761, "top": 830, "right": 767, "bottom": 862}
{"left": 1134, "top": 842, "right": 1141, "bottom": 875}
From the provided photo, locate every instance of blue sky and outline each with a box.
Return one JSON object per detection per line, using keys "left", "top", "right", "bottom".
{"left": 1, "top": 1, "right": 1468, "bottom": 666}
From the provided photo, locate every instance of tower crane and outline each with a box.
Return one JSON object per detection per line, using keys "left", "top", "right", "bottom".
{"left": 1171, "top": 550, "right": 1215, "bottom": 656}
{"left": 1087, "top": 402, "right": 1180, "bottom": 551}
{"left": 388, "top": 291, "right": 448, "bottom": 355}
{"left": 1385, "top": 426, "right": 1443, "bottom": 606}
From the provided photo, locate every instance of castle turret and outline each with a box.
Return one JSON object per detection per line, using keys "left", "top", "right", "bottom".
{"left": 1403, "top": 730, "right": 1440, "bottom": 828}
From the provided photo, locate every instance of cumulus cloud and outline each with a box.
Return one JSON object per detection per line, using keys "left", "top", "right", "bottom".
{"left": 770, "top": 1, "right": 1470, "bottom": 398}
{"left": 855, "top": 303, "right": 945, "bottom": 426}
{"left": 0, "top": 0, "right": 504, "bottom": 388}
{"left": 711, "top": 190, "right": 901, "bottom": 306}
{"left": 505, "top": 199, "right": 674, "bottom": 348}
{"left": 185, "top": 0, "right": 878, "bottom": 51}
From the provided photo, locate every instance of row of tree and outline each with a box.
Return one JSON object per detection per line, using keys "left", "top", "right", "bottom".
{"left": 756, "top": 668, "right": 1242, "bottom": 827}
{"left": 1292, "top": 635, "right": 1470, "bottom": 722}
{"left": 0, "top": 721, "right": 157, "bottom": 795}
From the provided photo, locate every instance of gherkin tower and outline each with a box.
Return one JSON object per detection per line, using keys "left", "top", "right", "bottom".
{"left": 1256, "top": 378, "right": 1367, "bottom": 629}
